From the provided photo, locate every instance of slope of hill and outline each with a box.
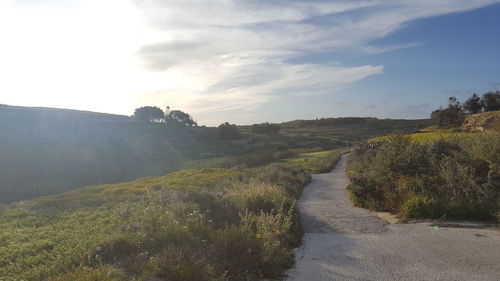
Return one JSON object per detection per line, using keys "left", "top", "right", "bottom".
{"left": 0, "top": 149, "right": 344, "bottom": 281}
{"left": 244, "top": 117, "right": 431, "bottom": 149}
{"left": 0, "top": 105, "right": 248, "bottom": 203}
{"left": 0, "top": 105, "right": 429, "bottom": 204}
{"left": 368, "top": 129, "right": 474, "bottom": 143}
{"left": 461, "top": 111, "right": 500, "bottom": 132}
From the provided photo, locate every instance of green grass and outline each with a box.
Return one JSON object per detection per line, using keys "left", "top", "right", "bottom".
{"left": 182, "top": 148, "right": 325, "bottom": 170}
{"left": 279, "top": 150, "right": 337, "bottom": 164}
{"left": 0, "top": 149, "right": 344, "bottom": 281}
{"left": 278, "top": 149, "right": 344, "bottom": 174}
{"left": 0, "top": 206, "right": 123, "bottom": 280}
{"left": 368, "top": 129, "right": 474, "bottom": 143}
{"left": 30, "top": 168, "right": 241, "bottom": 209}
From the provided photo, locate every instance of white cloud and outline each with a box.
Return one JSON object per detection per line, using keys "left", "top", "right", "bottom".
{"left": 1, "top": 0, "right": 499, "bottom": 124}
{"left": 134, "top": 0, "right": 377, "bottom": 27}
{"left": 131, "top": 0, "right": 499, "bottom": 124}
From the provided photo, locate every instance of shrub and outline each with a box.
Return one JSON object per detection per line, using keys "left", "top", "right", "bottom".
{"left": 226, "top": 184, "right": 293, "bottom": 214}
{"left": 401, "top": 196, "right": 442, "bottom": 219}
{"left": 148, "top": 247, "right": 216, "bottom": 281}
{"left": 217, "top": 122, "right": 241, "bottom": 140}
{"left": 86, "top": 236, "right": 139, "bottom": 266}
{"left": 251, "top": 122, "right": 280, "bottom": 135}
{"left": 347, "top": 179, "right": 385, "bottom": 210}
{"left": 243, "top": 165, "right": 310, "bottom": 198}
{"left": 208, "top": 226, "right": 263, "bottom": 281}
{"left": 48, "top": 266, "right": 127, "bottom": 281}
{"left": 347, "top": 132, "right": 500, "bottom": 221}
{"left": 241, "top": 209, "right": 299, "bottom": 277}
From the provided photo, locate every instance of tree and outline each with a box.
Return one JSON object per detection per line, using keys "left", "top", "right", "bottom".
{"left": 133, "top": 106, "right": 165, "bottom": 122}
{"left": 446, "top": 96, "right": 465, "bottom": 127}
{"left": 430, "top": 97, "right": 465, "bottom": 128}
{"left": 430, "top": 107, "right": 445, "bottom": 127}
{"left": 481, "top": 91, "right": 500, "bottom": 112}
{"left": 251, "top": 122, "right": 280, "bottom": 135}
{"left": 216, "top": 122, "right": 241, "bottom": 140}
{"left": 166, "top": 110, "right": 197, "bottom": 127}
{"left": 463, "top": 93, "right": 482, "bottom": 114}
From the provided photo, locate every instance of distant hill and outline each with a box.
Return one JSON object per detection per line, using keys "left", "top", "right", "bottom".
{"left": 240, "top": 117, "right": 431, "bottom": 149}
{"left": 0, "top": 105, "right": 429, "bottom": 203}
{"left": 461, "top": 111, "right": 500, "bottom": 132}
{"left": 0, "top": 104, "right": 130, "bottom": 121}
{"left": 0, "top": 105, "right": 249, "bottom": 203}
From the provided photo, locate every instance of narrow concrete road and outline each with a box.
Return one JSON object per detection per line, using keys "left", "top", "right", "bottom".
{"left": 286, "top": 154, "right": 500, "bottom": 281}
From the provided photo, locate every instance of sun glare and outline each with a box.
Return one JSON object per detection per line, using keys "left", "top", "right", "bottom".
{"left": 0, "top": 0, "right": 176, "bottom": 114}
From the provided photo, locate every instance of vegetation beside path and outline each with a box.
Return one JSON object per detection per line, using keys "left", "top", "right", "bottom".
{"left": 368, "top": 128, "right": 473, "bottom": 143}
{"left": 348, "top": 132, "right": 499, "bottom": 221}
{"left": 0, "top": 149, "right": 343, "bottom": 281}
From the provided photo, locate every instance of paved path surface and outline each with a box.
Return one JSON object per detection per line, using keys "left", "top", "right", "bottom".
{"left": 286, "top": 154, "right": 500, "bottom": 281}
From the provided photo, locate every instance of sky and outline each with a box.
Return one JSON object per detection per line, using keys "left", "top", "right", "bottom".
{"left": 1, "top": 0, "right": 499, "bottom": 125}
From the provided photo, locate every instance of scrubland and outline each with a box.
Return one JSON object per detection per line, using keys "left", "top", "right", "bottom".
{"left": 0, "top": 150, "right": 343, "bottom": 281}
{"left": 348, "top": 132, "right": 499, "bottom": 221}
{"left": 1, "top": 104, "right": 423, "bottom": 204}
{"left": 368, "top": 129, "right": 473, "bottom": 143}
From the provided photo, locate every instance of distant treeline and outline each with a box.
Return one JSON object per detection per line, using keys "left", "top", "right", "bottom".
{"left": 283, "top": 117, "right": 370, "bottom": 127}
{"left": 431, "top": 91, "right": 500, "bottom": 127}
{"left": 281, "top": 117, "right": 429, "bottom": 131}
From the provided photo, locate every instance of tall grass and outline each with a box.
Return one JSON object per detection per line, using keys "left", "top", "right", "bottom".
{"left": 182, "top": 148, "right": 324, "bottom": 170}
{"left": 0, "top": 149, "right": 343, "bottom": 281}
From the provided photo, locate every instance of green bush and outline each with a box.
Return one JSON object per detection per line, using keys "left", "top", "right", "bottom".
{"left": 226, "top": 184, "right": 291, "bottom": 214}
{"left": 207, "top": 226, "right": 263, "bottom": 281}
{"left": 347, "top": 132, "right": 500, "bottom": 221}
{"left": 148, "top": 247, "right": 216, "bottom": 281}
{"left": 86, "top": 235, "right": 139, "bottom": 266}
{"left": 243, "top": 165, "right": 311, "bottom": 198}
{"left": 48, "top": 266, "right": 127, "bottom": 281}
{"left": 401, "top": 196, "right": 442, "bottom": 219}
{"left": 241, "top": 208, "right": 299, "bottom": 278}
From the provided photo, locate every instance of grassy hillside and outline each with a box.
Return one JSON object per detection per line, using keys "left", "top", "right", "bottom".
{"left": 0, "top": 105, "right": 251, "bottom": 203}
{"left": 461, "top": 111, "right": 500, "bottom": 132}
{"left": 369, "top": 129, "right": 474, "bottom": 143}
{"left": 248, "top": 117, "right": 430, "bottom": 148}
{"left": 368, "top": 111, "right": 500, "bottom": 143}
{"left": 0, "top": 149, "right": 343, "bottom": 281}
{"left": 0, "top": 105, "right": 427, "bottom": 204}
